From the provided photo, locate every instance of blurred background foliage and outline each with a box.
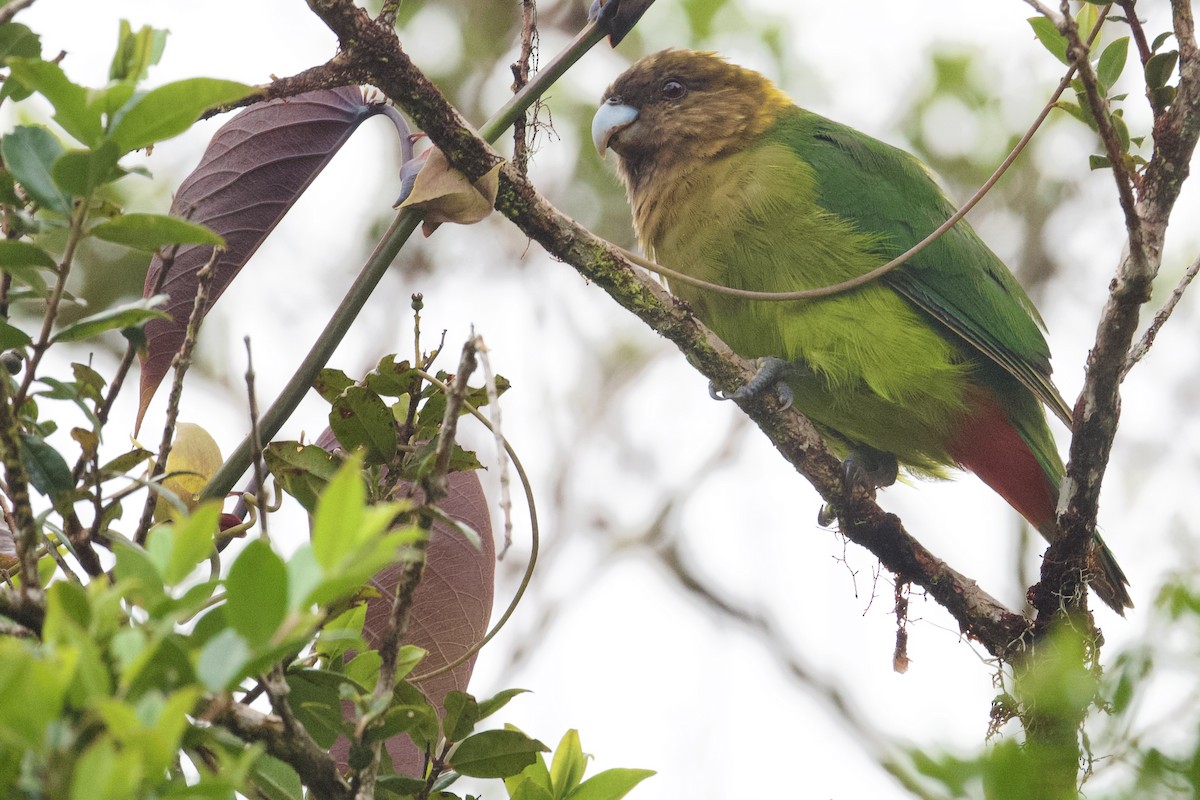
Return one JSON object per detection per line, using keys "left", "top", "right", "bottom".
{"left": 12, "top": 0, "right": 1200, "bottom": 796}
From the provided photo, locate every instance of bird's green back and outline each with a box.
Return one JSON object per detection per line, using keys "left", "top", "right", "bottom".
{"left": 767, "top": 108, "right": 1072, "bottom": 427}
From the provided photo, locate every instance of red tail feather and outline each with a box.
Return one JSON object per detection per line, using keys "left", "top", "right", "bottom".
{"left": 945, "top": 393, "right": 1057, "bottom": 530}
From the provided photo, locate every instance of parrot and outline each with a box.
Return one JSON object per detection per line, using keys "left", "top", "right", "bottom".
{"left": 591, "top": 49, "right": 1131, "bottom": 613}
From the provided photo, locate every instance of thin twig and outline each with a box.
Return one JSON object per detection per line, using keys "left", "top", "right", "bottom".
{"left": 243, "top": 338, "right": 269, "bottom": 541}
{"left": 1123, "top": 250, "right": 1200, "bottom": 377}
{"left": 475, "top": 339, "right": 513, "bottom": 557}
{"left": 1024, "top": 0, "right": 1061, "bottom": 23}
{"left": 135, "top": 247, "right": 221, "bottom": 544}
{"left": 14, "top": 200, "right": 90, "bottom": 410}
{"left": 427, "top": 337, "right": 478, "bottom": 501}
{"left": 511, "top": 0, "right": 539, "bottom": 176}
{"left": 0, "top": 0, "right": 37, "bottom": 25}
{"left": 1118, "top": 0, "right": 1153, "bottom": 66}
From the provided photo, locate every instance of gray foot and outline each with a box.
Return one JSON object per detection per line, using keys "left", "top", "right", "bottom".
{"left": 708, "top": 356, "right": 794, "bottom": 409}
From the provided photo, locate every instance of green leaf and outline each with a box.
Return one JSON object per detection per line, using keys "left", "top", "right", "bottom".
{"left": 566, "top": 769, "right": 656, "bottom": 800}
{"left": 51, "top": 140, "right": 122, "bottom": 196}
{"left": 443, "top": 691, "right": 480, "bottom": 742}
{"left": 510, "top": 778, "right": 556, "bottom": 800}
{"left": 285, "top": 545, "right": 321, "bottom": 611}
{"left": 1150, "top": 84, "right": 1177, "bottom": 112}
{"left": 90, "top": 213, "right": 225, "bottom": 251}
{"left": 196, "top": 628, "right": 252, "bottom": 691}
{"left": 160, "top": 500, "right": 220, "bottom": 584}
{"left": 1, "top": 125, "right": 71, "bottom": 213}
{"left": 1111, "top": 112, "right": 1131, "bottom": 151}
{"left": 109, "top": 21, "right": 168, "bottom": 83}
{"left": 1075, "top": 3, "right": 1099, "bottom": 46}
{"left": 18, "top": 431, "right": 72, "bottom": 497}
{"left": 303, "top": 527, "right": 422, "bottom": 608}
{"left": 329, "top": 385, "right": 398, "bottom": 464}
{"left": 1152, "top": 31, "right": 1175, "bottom": 53}
{"left": 364, "top": 355, "right": 419, "bottom": 397}
{"left": 53, "top": 293, "right": 170, "bottom": 342}
{"left": 387, "top": 645, "right": 426, "bottom": 685}
{"left": 0, "top": 23, "right": 41, "bottom": 68}
{"left": 264, "top": 442, "right": 342, "bottom": 513}
{"left": 551, "top": 730, "right": 587, "bottom": 798}
{"left": 504, "top": 752, "right": 552, "bottom": 797}
{"left": 311, "top": 455, "right": 368, "bottom": 571}
{"left": 478, "top": 688, "right": 529, "bottom": 723}
{"left": 0, "top": 239, "right": 56, "bottom": 273}
{"left": 249, "top": 754, "right": 304, "bottom": 800}
{"left": 0, "top": 638, "right": 77, "bottom": 748}
{"left": 113, "top": 542, "right": 165, "bottom": 609}
{"left": 1097, "top": 37, "right": 1129, "bottom": 92}
{"left": 1146, "top": 50, "right": 1179, "bottom": 90}
{"left": 1089, "top": 154, "right": 1112, "bottom": 170}
{"left": 111, "top": 78, "right": 253, "bottom": 153}
{"left": 69, "top": 736, "right": 142, "bottom": 800}
{"left": 451, "top": 729, "right": 549, "bottom": 779}
{"left": 343, "top": 650, "right": 381, "bottom": 690}
{"left": 376, "top": 775, "right": 428, "bottom": 798}
{"left": 368, "top": 700, "right": 439, "bottom": 748}
{"left": 1027, "top": 17, "right": 1069, "bottom": 65}
{"left": 0, "top": 318, "right": 32, "bottom": 349}
{"left": 226, "top": 539, "right": 289, "bottom": 647}
{"left": 285, "top": 669, "right": 347, "bottom": 748}
{"left": 5, "top": 58, "right": 103, "bottom": 146}
{"left": 313, "top": 367, "right": 354, "bottom": 404}
{"left": 314, "top": 604, "right": 367, "bottom": 664}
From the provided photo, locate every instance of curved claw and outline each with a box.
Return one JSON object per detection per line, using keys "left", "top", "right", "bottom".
{"left": 843, "top": 449, "right": 899, "bottom": 492}
{"left": 710, "top": 357, "right": 795, "bottom": 408}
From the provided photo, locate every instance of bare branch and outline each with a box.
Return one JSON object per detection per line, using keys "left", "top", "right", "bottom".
{"left": 1056, "top": 0, "right": 1200, "bottom": 615}
{"left": 1123, "top": 250, "right": 1200, "bottom": 377}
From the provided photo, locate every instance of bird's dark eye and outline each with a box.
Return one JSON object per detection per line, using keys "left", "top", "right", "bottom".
{"left": 605, "top": 95, "right": 623, "bottom": 105}
{"left": 661, "top": 79, "right": 686, "bottom": 100}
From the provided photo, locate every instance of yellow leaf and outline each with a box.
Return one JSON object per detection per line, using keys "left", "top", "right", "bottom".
{"left": 155, "top": 422, "right": 223, "bottom": 520}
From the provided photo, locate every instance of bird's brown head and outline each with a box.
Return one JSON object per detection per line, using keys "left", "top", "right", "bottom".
{"left": 593, "top": 49, "right": 792, "bottom": 192}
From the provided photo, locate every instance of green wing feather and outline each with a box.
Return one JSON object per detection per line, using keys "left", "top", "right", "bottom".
{"left": 768, "top": 109, "right": 1073, "bottom": 428}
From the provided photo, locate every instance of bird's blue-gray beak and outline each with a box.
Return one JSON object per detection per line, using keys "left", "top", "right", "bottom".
{"left": 592, "top": 99, "right": 639, "bottom": 156}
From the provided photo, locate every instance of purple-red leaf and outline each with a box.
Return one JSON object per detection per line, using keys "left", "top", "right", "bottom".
{"left": 137, "top": 87, "right": 412, "bottom": 430}
{"left": 311, "top": 428, "right": 496, "bottom": 777}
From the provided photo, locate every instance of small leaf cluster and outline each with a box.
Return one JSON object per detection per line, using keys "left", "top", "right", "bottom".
{"left": 1, "top": 20, "right": 243, "bottom": 242}
{"left": 502, "top": 730, "right": 655, "bottom": 800}
{"left": 1028, "top": 6, "right": 1143, "bottom": 173}
{"left": 0, "top": 19, "right": 249, "bottom": 567}
{"left": 267, "top": 352, "right": 509, "bottom": 511}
